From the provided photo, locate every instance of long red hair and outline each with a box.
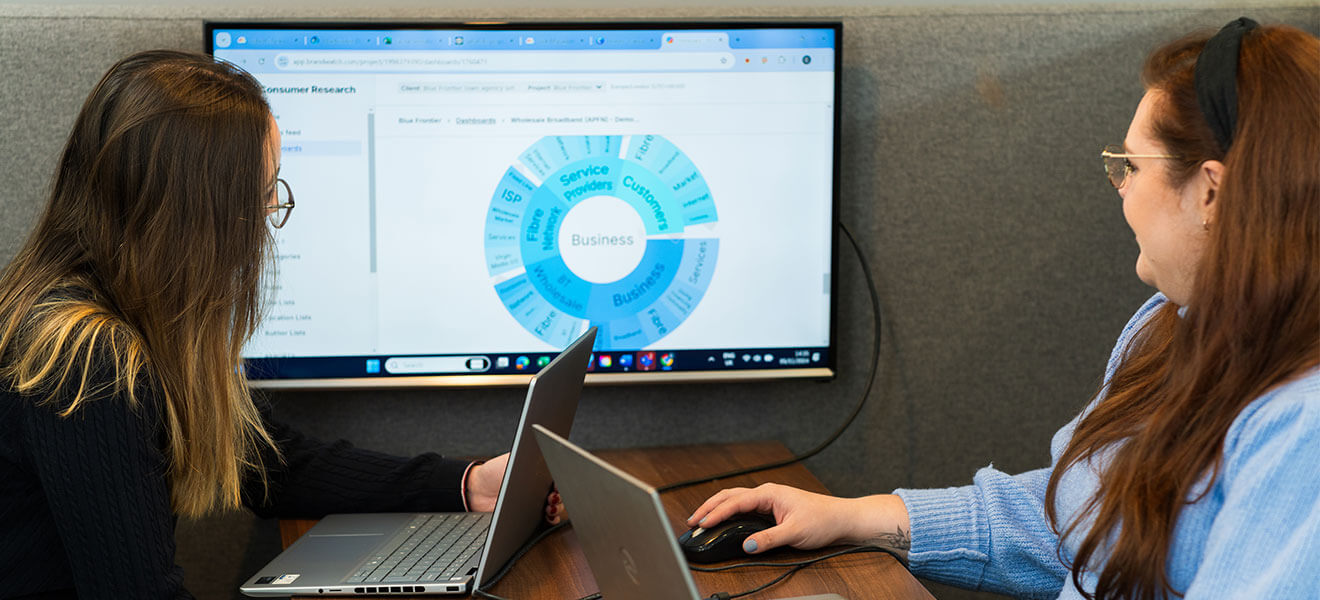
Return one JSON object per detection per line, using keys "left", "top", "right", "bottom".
{"left": 1044, "top": 24, "right": 1320, "bottom": 600}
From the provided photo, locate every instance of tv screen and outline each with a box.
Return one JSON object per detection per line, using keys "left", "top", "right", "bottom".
{"left": 207, "top": 21, "right": 840, "bottom": 388}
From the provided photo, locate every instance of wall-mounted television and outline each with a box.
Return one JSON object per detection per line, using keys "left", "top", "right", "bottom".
{"left": 207, "top": 21, "right": 841, "bottom": 388}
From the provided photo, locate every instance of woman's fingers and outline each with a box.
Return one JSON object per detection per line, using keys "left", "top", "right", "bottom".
{"left": 687, "top": 486, "right": 778, "bottom": 529}
{"left": 742, "top": 522, "right": 798, "bottom": 554}
{"left": 545, "top": 488, "right": 565, "bottom": 524}
{"left": 688, "top": 484, "right": 861, "bottom": 554}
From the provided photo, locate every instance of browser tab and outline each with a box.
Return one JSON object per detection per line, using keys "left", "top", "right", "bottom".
{"left": 658, "top": 32, "right": 729, "bottom": 50}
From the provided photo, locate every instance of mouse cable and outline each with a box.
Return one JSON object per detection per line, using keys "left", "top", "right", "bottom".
{"left": 552, "top": 549, "right": 890, "bottom": 600}
{"left": 695, "top": 545, "right": 906, "bottom": 600}
{"left": 655, "top": 220, "right": 883, "bottom": 494}
{"left": 470, "top": 521, "right": 569, "bottom": 600}
{"left": 468, "top": 521, "right": 607, "bottom": 600}
{"left": 688, "top": 544, "right": 906, "bottom": 573}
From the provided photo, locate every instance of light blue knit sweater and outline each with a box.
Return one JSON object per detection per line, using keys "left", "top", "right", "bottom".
{"left": 894, "top": 293, "right": 1320, "bottom": 599}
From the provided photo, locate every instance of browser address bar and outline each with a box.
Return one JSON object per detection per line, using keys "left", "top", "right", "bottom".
{"left": 275, "top": 51, "right": 735, "bottom": 72}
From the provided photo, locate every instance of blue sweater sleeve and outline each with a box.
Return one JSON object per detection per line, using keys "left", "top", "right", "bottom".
{"left": 1183, "top": 376, "right": 1320, "bottom": 598}
{"left": 890, "top": 293, "right": 1170, "bottom": 598}
{"left": 895, "top": 467, "right": 1066, "bottom": 598}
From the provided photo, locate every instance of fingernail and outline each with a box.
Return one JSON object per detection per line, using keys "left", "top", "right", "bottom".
{"left": 687, "top": 513, "right": 696, "bottom": 522}
{"left": 698, "top": 516, "right": 707, "bottom": 525}
{"left": 743, "top": 538, "right": 758, "bottom": 553}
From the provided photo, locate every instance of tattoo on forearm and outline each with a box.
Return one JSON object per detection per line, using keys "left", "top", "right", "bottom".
{"left": 865, "top": 526, "right": 911, "bottom": 560}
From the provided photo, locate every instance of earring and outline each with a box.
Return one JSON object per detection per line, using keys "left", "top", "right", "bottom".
{"left": 1202, "top": 219, "right": 1210, "bottom": 231}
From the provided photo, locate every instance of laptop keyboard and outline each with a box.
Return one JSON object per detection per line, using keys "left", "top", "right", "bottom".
{"left": 345, "top": 513, "right": 491, "bottom": 584}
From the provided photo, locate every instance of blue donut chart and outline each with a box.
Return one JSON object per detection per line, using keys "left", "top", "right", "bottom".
{"left": 484, "top": 135, "right": 718, "bottom": 350}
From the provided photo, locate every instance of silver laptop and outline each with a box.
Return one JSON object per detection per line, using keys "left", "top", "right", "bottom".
{"left": 240, "top": 327, "right": 596, "bottom": 597}
{"left": 531, "top": 424, "right": 848, "bottom": 600}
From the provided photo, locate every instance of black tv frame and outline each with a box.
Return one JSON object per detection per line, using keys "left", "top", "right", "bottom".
{"left": 206, "top": 20, "right": 842, "bottom": 389}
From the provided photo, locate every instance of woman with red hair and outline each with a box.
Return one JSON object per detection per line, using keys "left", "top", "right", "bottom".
{"left": 690, "top": 19, "right": 1319, "bottom": 600}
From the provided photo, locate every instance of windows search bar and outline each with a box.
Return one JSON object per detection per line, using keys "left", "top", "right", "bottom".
{"left": 274, "top": 51, "right": 735, "bottom": 72}
{"left": 384, "top": 355, "right": 490, "bottom": 374}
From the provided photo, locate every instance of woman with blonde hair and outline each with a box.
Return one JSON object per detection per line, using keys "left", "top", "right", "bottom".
{"left": 690, "top": 19, "right": 1319, "bottom": 600}
{"left": 0, "top": 50, "right": 541, "bottom": 597}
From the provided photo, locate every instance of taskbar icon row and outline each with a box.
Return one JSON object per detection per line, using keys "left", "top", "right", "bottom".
{"left": 359, "top": 347, "right": 829, "bottom": 375}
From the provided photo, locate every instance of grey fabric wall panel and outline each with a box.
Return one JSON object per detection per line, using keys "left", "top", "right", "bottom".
{"left": 2, "top": 4, "right": 1316, "bottom": 599}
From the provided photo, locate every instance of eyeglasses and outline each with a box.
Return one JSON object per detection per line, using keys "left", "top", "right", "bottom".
{"left": 1101, "top": 145, "right": 1177, "bottom": 189}
{"left": 265, "top": 178, "right": 294, "bottom": 229}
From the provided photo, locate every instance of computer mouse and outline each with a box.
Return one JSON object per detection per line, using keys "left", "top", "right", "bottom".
{"left": 677, "top": 512, "right": 776, "bottom": 563}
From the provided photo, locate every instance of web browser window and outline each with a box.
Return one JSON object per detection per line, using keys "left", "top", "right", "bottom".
{"left": 209, "top": 23, "right": 840, "bottom": 387}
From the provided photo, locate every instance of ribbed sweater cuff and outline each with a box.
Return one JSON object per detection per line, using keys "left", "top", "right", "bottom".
{"left": 893, "top": 485, "right": 990, "bottom": 589}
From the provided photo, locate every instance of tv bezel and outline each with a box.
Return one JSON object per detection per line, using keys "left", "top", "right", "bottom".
{"left": 206, "top": 19, "right": 842, "bottom": 389}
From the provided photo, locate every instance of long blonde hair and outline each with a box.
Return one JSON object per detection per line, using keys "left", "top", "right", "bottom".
{"left": 0, "top": 50, "right": 280, "bottom": 517}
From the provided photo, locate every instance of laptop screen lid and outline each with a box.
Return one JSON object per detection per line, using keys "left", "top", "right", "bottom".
{"left": 473, "top": 326, "right": 596, "bottom": 588}
{"left": 238, "top": 327, "right": 595, "bottom": 597}
{"left": 531, "top": 424, "right": 703, "bottom": 600}
{"left": 532, "top": 425, "right": 851, "bottom": 600}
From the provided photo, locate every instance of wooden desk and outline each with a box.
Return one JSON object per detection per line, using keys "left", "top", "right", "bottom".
{"left": 283, "top": 441, "right": 933, "bottom": 600}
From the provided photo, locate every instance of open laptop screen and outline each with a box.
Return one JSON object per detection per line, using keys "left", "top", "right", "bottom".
{"left": 207, "top": 22, "right": 840, "bottom": 388}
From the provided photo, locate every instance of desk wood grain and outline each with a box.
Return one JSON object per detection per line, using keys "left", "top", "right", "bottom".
{"left": 284, "top": 441, "right": 932, "bottom": 600}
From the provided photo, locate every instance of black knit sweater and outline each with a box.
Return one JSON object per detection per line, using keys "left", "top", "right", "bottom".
{"left": 0, "top": 352, "right": 472, "bottom": 599}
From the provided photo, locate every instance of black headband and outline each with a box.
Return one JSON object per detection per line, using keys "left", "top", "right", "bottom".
{"left": 1194, "top": 17, "right": 1259, "bottom": 153}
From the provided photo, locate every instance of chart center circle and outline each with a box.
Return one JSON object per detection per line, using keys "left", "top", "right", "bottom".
{"left": 557, "top": 195, "right": 647, "bottom": 284}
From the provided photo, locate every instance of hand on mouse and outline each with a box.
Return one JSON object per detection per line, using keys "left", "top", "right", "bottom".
{"left": 685, "top": 483, "right": 912, "bottom": 559}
